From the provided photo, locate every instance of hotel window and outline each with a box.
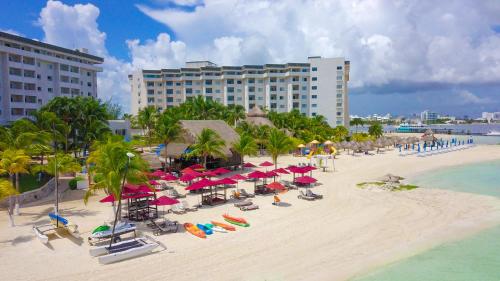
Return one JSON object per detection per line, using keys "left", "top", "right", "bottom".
{"left": 258, "top": 88, "right": 263, "bottom": 92}
{"left": 206, "top": 96, "right": 213, "bottom": 101}
{"left": 312, "top": 104, "right": 317, "bottom": 108}
{"left": 279, "top": 104, "right": 285, "bottom": 108}
{"left": 88, "top": 82, "right": 92, "bottom": 87}
{"left": 312, "top": 77, "right": 317, "bottom": 81}
{"left": 167, "top": 97, "right": 174, "bottom": 102}
{"left": 279, "top": 87, "right": 285, "bottom": 91}
{"left": 87, "top": 71, "right": 91, "bottom": 76}
{"left": 227, "top": 95, "right": 235, "bottom": 101}
{"left": 311, "top": 67, "right": 317, "bottom": 71}
{"left": 257, "top": 96, "right": 263, "bottom": 100}
{"left": 337, "top": 102, "right": 342, "bottom": 107}
{"left": 279, "top": 78, "right": 285, "bottom": 83}
{"left": 302, "top": 68, "right": 308, "bottom": 72}
{"left": 248, "top": 78, "right": 255, "bottom": 84}
{"left": 270, "top": 86, "right": 277, "bottom": 92}
{"left": 47, "top": 76, "right": 53, "bottom": 81}
{"left": 148, "top": 98, "right": 155, "bottom": 103}
{"left": 195, "top": 90, "right": 201, "bottom": 94}
{"left": 185, "top": 80, "right": 192, "bottom": 86}
{"left": 336, "top": 85, "right": 342, "bottom": 89}
{"left": 237, "top": 97, "right": 242, "bottom": 101}
{"left": 215, "top": 89, "right": 221, "bottom": 94}
{"left": 176, "top": 82, "right": 181, "bottom": 86}
{"left": 148, "top": 89, "right": 154, "bottom": 95}
{"left": 166, "top": 81, "right": 173, "bottom": 86}
{"left": 24, "top": 83, "right": 36, "bottom": 91}
{"left": 270, "top": 77, "right": 277, "bottom": 83}
{"left": 302, "top": 86, "right": 307, "bottom": 91}
{"left": 205, "top": 80, "right": 212, "bottom": 85}
{"left": 312, "top": 86, "right": 317, "bottom": 90}
{"left": 271, "top": 95, "right": 277, "bottom": 100}
{"left": 292, "top": 85, "right": 299, "bottom": 91}
{"left": 176, "top": 90, "right": 181, "bottom": 94}
{"left": 311, "top": 112, "right": 317, "bottom": 116}
{"left": 61, "top": 87, "right": 70, "bottom": 94}
{"left": 9, "top": 81, "right": 22, "bottom": 89}
{"left": 60, "top": 64, "right": 69, "bottom": 71}
{"left": 48, "top": 88, "right": 53, "bottom": 93}
{"left": 236, "top": 80, "right": 242, "bottom": 84}
{"left": 186, "top": 88, "right": 193, "bottom": 94}
{"left": 249, "top": 86, "right": 255, "bottom": 92}
{"left": 337, "top": 93, "right": 342, "bottom": 98}
{"left": 148, "top": 82, "right": 155, "bottom": 86}
{"left": 9, "top": 67, "right": 22, "bottom": 76}
{"left": 301, "top": 104, "right": 307, "bottom": 108}
{"left": 166, "top": 89, "right": 173, "bottom": 95}
{"left": 227, "top": 87, "right": 235, "bottom": 93}
{"left": 279, "top": 96, "right": 284, "bottom": 100}
{"left": 336, "top": 76, "right": 343, "bottom": 80}
{"left": 24, "top": 70, "right": 35, "bottom": 78}
{"left": 70, "top": 66, "right": 79, "bottom": 73}
{"left": 227, "top": 79, "right": 234, "bottom": 84}
{"left": 205, "top": 88, "right": 213, "bottom": 94}
{"left": 249, "top": 95, "right": 255, "bottom": 101}
{"left": 312, "top": 95, "right": 317, "bottom": 99}
{"left": 258, "top": 79, "right": 264, "bottom": 84}
{"left": 337, "top": 66, "right": 343, "bottom": 70}
{"left": 337, "top": 112, "right": 342, "bottom": 116}
{"left": 303, "top": 77, "right": 307, "bottom": 82}
{"left": 271, "top": 103, "right": 277, "bottom": 109}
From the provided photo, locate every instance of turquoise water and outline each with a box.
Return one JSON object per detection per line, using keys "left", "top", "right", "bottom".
{"left": 353, "top": 160, "right": 500, "bottom": 281}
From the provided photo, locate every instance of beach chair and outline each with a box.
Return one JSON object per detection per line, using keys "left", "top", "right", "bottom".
{"left": 167, "top": 189, "right": 186, "bottom": 199}
{"left": 280, "top": 180, "right": 297, "bottom": 190}
{"left": 240, "top": 204, "right": 259, "bottom": 211}
{"left": 230, "top": 190, "right": 243, "bottom": 200}
{"left": 238, "top": 188, "right": 255, "bottom": 198}
{"left": 181, "top": 200, "right": 198, "bottom": 212}
{"left": 234, "top": 200, "right": 253, "bottom": 207}
{"left": 272, "top": 195, "right": 282, "bottom": 206}
{"left": 168, "top": 203, "right": 187, "bottom": 214}
{"left": 297, "top": 190, "right": 315, "bottom": 201}
{"left": 148, "top": 219, "right": 179, "bottom": 235}
{"left": 306, "top": 189, "right": 323, "bottom": 199}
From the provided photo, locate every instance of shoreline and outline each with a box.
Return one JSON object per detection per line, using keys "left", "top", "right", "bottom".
{"left": 2, "top": 145, "right": 500, "bottom": 280}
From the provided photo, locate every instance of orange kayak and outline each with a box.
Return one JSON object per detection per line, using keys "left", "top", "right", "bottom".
{"left": 184, "top": 223, "right": 206, "bottom": 239}
{"left": 211, "top": 221, "right": 236, "bottom": 231}
{"left": 222, "top": 214, "right": 247, "bottom": 224}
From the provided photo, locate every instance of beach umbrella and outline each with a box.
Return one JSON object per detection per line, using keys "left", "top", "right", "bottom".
{"left": 188, "top": 164, "right": 205, "bottom": 170}
{"left": 149, "top": 180, "right": 160, "bottom": 186}
{"left": 161, "top": 174, "right": 178, "bottom": 181}
{"left": 259, "top": 161, "right": 274, "bottom": 167}
{"left": 181, "top": 167, "right": 203, "bottom": 176}
{"left": 230, "top": 174, "right": 248, "bottom": 181}
{"left": 185, "top": 178, "right": 215, "bottom": 191}
{"left": 273, "top": 168, "right": 290, "bottom": 174}
{"left": 213, "top": 167, "right": 231, "bottom": 175}
{"left": 243, "top": 162, "right": 256, "bottom": 168}
{"left": 247, "top": 170, "right": 269, "bottom": 192}
{"left": 149, "top": 169, "right": 166, "bottom": 178}
{"left": 309, "top": 140, "right": 320, "bottom": 145}
{"left": 324, "top": 140, "right": 333, "bottom": 145}
{"left": 266, "top": 181, "right": 286, "bottom": 191}
{"left": 295, "top": 175, "right": 317, "bottom": 184}
{"left": 150, "top": 195, "right": 179, "bottom": 216}
{"left": 297, "top": 144, "right": 305, "bottom": 148}
{"left": 179, "top": 173, "right": 196, "bottom": 182}
{"left": 201, "top": 170, "right": 217, "bottom": 177}
{"left": 99, "top": 194, "right": 117, "bottom": 203}
{"left": 214, "top": 178, "right": 238, "bottom": 186}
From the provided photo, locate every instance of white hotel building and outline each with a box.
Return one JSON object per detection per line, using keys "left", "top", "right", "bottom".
{"left": 130, "top": 57, "right": 350, "bottom": 126}
{"left": 0, "top": 31, "right": 103, "bottom": 124}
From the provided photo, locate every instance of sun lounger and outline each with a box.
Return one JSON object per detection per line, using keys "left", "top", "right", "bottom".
{"left": 148, "top": 219, "right": 178, "bottom": 235}
{"left": 306, "top": 189, "right": 323, "bottom": 199}
{"left": 297, "top": 190, "right": 315, "bottom": 201}
{"left": 168, "top": 203, "right": 187, "bottom": 214}
{"left": 230, "top": 190, "right": 243, "bottom": 200}
{"left": 181, "top": 200, "right": 198, "bottom": 212}
{"left": 280, "top": 180, "right": 297, "bottom": 190}
{"left": 238, "top": 189, "right": 255, "bottom": 198}
{"left": 234, "top": 200, "right": 253, "bottom": 207}
{"left": 240, "top": 204, "right": 259, "bottom": 211}
{"left": 167, "top": 189, "right": 186, "bottom": 198}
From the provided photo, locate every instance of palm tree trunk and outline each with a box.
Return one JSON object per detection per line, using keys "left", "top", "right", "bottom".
{"left": 14, "top": 173, "right": 20, "bottom": 215}
{"left": 7, "top": 196, "right": 15, "bottom": 227}
{"left": 163, "top": 141, "right": 168, "bottom": 172}
{"left": 203, "top": 155, "right": 207, "bottom": 169}
{"left": 241, "top": 157, "right": 244, "bottom": 171}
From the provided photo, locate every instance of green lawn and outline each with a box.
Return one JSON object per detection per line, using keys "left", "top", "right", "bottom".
{"left": 1, "top": 174, "right": 52, "bottom": 193}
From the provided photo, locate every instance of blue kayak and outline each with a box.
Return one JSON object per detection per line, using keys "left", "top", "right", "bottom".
{"left": 49, "top": 212, "right": 68, "bottom": 226}
{"left": 196, "top": 223, "right": 213, "bottom": 235}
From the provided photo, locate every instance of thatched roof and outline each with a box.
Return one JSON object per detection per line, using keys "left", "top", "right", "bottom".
{"left": 247, "top": 106, "right": 266, "bottom": 117}
{"left": 245, "top": 106, "right": 275, "bottom": 127}
{"left": 162, "top": 120, "right": 240, "bottom": 158}
{"left": 141, "top": 152, "right": 163, "bottom": 169}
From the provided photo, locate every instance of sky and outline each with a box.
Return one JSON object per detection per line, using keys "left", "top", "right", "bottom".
{"left": 1, "top": 0, "right": 500, "bottom": 117}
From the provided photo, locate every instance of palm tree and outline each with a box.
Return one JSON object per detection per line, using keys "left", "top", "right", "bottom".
{"left": 350, "top": 118, "right": 364, "bottom": 133}
{"left": 368, "top": 122, "right": 384, "bottom": 139}
{"left": 0, "top": 149, "right": 30, "bottom": 215}
{"left": 32, "top": 153, "right": 81, "bottom": 184}
{"left": 137, "top": 106, "right": 158, "bottom": 149}
{"left": 232, "top": 134, "right": 258, "bottom": 170}
{"left": 254, "top": 125, "right": 271, "bottom": 155}
{"left": 85, "top": 136, "right": 148, "bottom": 217}
{"left": 187, "top": 128, "right": 226, "bottom": 168}
{"left": 224, "top": 105, "right": 246, "bottom": 126}
{"left": 266, "top": 129, "right": 293, "bottom": 169}
{"left": 155, "top": 112, "right": 183, "bottom": 171}
{"left": 0, "top": 179, "right": 18, "bottom": 226}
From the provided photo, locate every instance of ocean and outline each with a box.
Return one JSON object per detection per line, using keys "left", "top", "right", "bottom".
{"left": 352, "top": 160, "right": 500, "bottom": 281}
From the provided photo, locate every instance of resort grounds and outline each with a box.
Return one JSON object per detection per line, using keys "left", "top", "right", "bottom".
{"left": 2, "top": 144, "right": 500, "bottom": 280}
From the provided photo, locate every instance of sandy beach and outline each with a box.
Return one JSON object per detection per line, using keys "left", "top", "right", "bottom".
{"left": 2, "top": 145, "right": 500, "bottom": 281}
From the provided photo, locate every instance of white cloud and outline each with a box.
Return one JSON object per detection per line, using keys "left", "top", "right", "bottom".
{"left": 456, "top": 90, "right": 492, "bottom": 105}
{"left": 126, "top": 33, "right": 187, "bottom": 69}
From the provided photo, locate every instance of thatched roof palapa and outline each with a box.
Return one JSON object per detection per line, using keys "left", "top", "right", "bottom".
{"left": 245, "top": 106, "right": 275, "bottom": 127}
{"left": 162, "top": 120, "right": 240, "bottom": 158}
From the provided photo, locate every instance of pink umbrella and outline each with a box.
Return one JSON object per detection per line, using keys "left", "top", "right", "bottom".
{"left": 149, "top": 170, "right": 165, "bottom": 178}
{"left": 189, "top": 164, "right": 205, "bottom": 170}
{"left": 266, "top": 181, "right": 286, "bottom": 191}
{"left": 180, "top": 173, "right": 196, "bottom": 182}
{"left": 181, "top": 167, "right": 202, "bottom": 177}
{"left": 260, "top": 161, "right": 274, "bottom": 167}
{"left": 213, "top": 167, "right": 231, "bottom": 175}
{"left": 99, "top": 194, "right": 117, "bottom": 203}
{"left": 266, "top": 171, "right": 279, "bottom": 177}
{"left": 149, "top": 180, "right": 160, "bottom": 185}
{"left": 295, "top": 176, "right": 317, "bottom": 184}
{"left": 185, "top": 178, "right": 216, "bottom": 191}
{"left": 247, "top": 171, "right": 268, "bottom": 179}
{"left": 161, "top": 174, "right": 178, "bottom": 181}
{"left": 201, "top": 170, "right": 217, "bottom": 177}
{"left": 273, "top": 168, "right": 290, "bottom": 174}
{"left": 230, "top": 174, "right": 248, "bottom": 181}
{"left": 124, "top": 183, "right": 154, "bottom": 194}
{"left": 150, "top": 195, "right": 179, "bottom": 206}
{"left": 214, "top": 177, "right": 238, "bottom": 185}
{"left": 243, "top": 162, "right": 256, "bottom": 168}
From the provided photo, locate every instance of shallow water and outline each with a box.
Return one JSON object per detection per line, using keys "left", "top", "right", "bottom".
{"left": 353, "top": 160, "right": 500, "bottom": 281}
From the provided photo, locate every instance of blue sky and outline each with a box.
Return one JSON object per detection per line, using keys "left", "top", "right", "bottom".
{"left": 1, "top": 0, "right": 500, "bottom": 117}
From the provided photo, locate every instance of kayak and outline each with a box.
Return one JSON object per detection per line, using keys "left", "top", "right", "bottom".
{"left": 222, "top": 214, "right": 247, "bottom": 224}
{"left": 224, "top": 218, "right": 250, "bottom": 227}
{"left": 184, "top": 223, "right": 206, "bottom": 239}
{"left": 92, "top": 225, "right": 110, "bottom": 234}
{"left": 211, "top": 221, "right": 236, "bottom": 231}
{"left": 196, "top": 224, "right": 213, "bottom": 235}
{"left": 205, "top": 224, "right": 227, "bottom": 233}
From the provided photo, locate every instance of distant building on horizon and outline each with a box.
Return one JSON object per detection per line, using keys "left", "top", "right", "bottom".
{"left": 482, "top": 112, "right": 500, "bottom": 123}
{"left": 129, "top": 57, "right": 350, "bottom": 127}
{"left": 420, "top": 110, "right": 438, "bottom": 122}
{"left": 0, "top": 31, "right": 103, "bottom": 124}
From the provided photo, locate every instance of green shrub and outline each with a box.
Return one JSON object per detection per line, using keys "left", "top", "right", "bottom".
{"left": 68, "top": 176, "right": 84, "bottom": 190}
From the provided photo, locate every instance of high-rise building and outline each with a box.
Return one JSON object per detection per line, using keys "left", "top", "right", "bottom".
{"left": 129, "top": 57, "right": 350, "bottom": 127}
{"left": 420, "top": 110, "right": 438, "bottom": 122}
{"left": 0, "top": 31, "right": 103, "bottom": 124}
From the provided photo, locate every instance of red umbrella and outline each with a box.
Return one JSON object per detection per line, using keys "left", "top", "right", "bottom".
{"left": 214, "top": 178, "right": 237, "bottom": 185}
{"left": 287, "top": 166, "right": 304, "bottom": 173}
{"left": 123, "top": 192, "right": 154, "bottom": 199}
{"left": 99, "top": 194, "right": 116, "bottom": 203}
{"left": 161, "top": 174, "right": 178, "bottom": 181}
{"left": 185, "top": 178, "right": 216, "bottom": 191}
{"left": 149, "top": 170, "right": 166, "bottom": 178}
{"left": 273, "top": 168, "right": 290, "bottom": 174}
{"left": 266, "top": 181, "right": 286, "bottom": 191}
{"left": 295, "top": 176, "right": 317, "bottom": 184}
{"left": 243, "top": 162, "right": 256, "bottom": 168}
{"left": 201, "top": 170, "right": 217, "bottom": 177}
{"left": 189, "top": 164, "right": 205, "bottom": 170}
{"left": 180, "top": 173, "right": 196, "bottom": 182}
{"left": 124, "top": 183, "right": 153, "bottom": 194}
{"left": 149, "top": 180, "right": 160, "bottom": 185}
{"left": 150, "top": 195, "right": 179, "bottom": 206}
{"left": 260, "top": 161, "right": 274, "bottom": 167}
{"left": 247, "top": 171, "right": 268, "bottom": 179}
{"left": 213, "top": 167, "right": 231, "bottom": 175}
{"left": 230, "top": 174, "right": 248, "bottom": 181}
{"left": 266, "top": 171, "right": 279, "bottom": 177}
